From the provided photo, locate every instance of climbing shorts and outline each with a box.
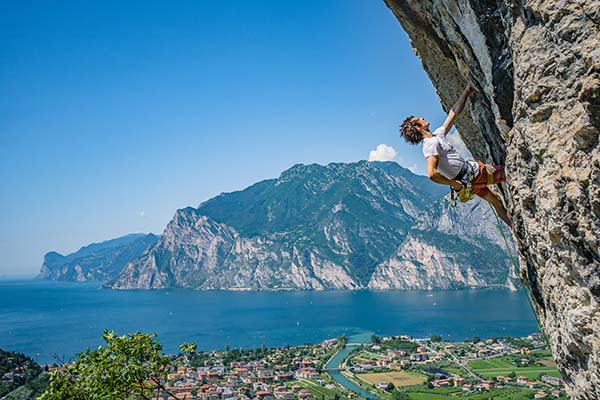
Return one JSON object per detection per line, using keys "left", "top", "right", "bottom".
{"left": 470, "top": 161, "right": 505, "bottom": 197}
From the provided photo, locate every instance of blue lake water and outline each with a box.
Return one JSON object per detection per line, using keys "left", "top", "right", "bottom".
{"left": 0, "top": 280, "right": 538, "bottom": 364}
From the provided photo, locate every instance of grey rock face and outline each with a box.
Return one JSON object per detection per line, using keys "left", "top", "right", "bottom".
{"left": 383, "top": 0, "right": 599, "bottom": 397}
{"left": 109, "top": 162, "right": 515, "bottom": 292}
{"left": 38, "top": 233, "right": 159, "bottom": 282}
{"left": 109, "top": 211, "right": 238, "bottom": 289}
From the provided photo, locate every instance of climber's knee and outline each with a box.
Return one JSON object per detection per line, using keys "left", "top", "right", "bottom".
{"left": 472, "top": 186, "right": 490, "bottom": 199}
{"left": 477, "top": 189, "right": 501, "bottom": 207}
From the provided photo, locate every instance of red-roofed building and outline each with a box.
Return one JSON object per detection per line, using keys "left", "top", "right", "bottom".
{"left": 431, "top": 379, "right": 451, "bottom": 388}
{"left": 256, "top": 390, "right": 273, "bottom": 399}
{"left": 275, "top": 373, "right": 293, "bottom": 382}
{"left": 478, "top": 349, "right": 492, "bottom": 357}
{"left": 453, "top": 377, "right": 465, "bottom": 387}
{"left": 297, "top": 369, "right": 319, "bottom": 379}
{"left": 520, "top": 347, "right": 531, "bottom": 355}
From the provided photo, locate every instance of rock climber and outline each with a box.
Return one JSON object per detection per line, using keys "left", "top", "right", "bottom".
{"left": 398, "top": 83, "right": 511, "bottom": 227}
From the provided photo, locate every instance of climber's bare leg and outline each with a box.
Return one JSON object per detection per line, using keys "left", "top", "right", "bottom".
{"left": 478, "top": 189, "right": 511, "bottom": 227}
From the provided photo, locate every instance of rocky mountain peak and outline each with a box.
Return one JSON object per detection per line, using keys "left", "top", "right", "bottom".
{"left": 109, "top": 161, "right": 515, "bottom": 292}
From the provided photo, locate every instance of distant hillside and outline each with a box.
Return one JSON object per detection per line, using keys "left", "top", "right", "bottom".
{"left": 38, "top": 233, "right": 159, "bottom": 282}
{"left": 0, "top": 349, "right": 47, "bottom": 399}
{"left": 108, "top": 161, "right": 516, "bottom": 290}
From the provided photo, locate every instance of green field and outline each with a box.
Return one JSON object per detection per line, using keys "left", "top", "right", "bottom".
{"left": 405, "top": 387, "right": 538, "bottom": 400}
{"left": 290, "top": 378, "right": 347, "bottom": 398}
{"left": 468, "top": 355, "right": 559, "bottom": 379}
{"left": 440, "top": 365, "right": 466, "bottom": 376}
{"left": 532, "top": 349, "right": 552, "bottom": 357}
{"left": 403, "top": 387, "right": 463, "bottom": 399}
{"left": 462, "top": 387, "right": 538, "bottom": 399}
{"left": 408, "top": 393, "right": 453, "bottom": 400}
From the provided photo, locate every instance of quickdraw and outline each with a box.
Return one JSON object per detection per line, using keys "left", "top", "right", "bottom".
{"left": 449, "top": 166, "right": 475, "bottom": 207}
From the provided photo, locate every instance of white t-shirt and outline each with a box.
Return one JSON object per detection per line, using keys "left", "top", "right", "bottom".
{"left": 422, "top": 126, "right": 472, "bottom": 179}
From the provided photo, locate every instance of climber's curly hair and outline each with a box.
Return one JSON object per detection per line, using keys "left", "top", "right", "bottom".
{"left": 399, "top": 116, "right": 423, "bottom": 145}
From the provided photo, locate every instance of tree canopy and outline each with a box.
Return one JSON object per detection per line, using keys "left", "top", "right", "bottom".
{"left": 39, "top": 330, "right": 178, "bottom": 400}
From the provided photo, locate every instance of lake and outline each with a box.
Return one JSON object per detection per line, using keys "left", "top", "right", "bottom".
{"left": 0, "top": 279, "right": 538, "bottom": 364}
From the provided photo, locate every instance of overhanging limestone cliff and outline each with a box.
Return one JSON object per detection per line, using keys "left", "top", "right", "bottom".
{"left": 383, "top": 0, "right": 599, "bottom": 398}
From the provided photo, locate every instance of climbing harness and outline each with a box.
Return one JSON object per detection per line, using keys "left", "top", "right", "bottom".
{"left": 449, "top": 186, "right": 474, "bottom": 207}
{"left": 449, "top": 164, "right": 475, "bottom": 207}
{"left": 450, "top": 187, "right": 456, "bottom": 208}
{"left": 450, "top": 162, "right": 504, "bottom": 208}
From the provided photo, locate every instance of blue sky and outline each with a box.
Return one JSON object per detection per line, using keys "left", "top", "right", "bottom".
{"left": 0, "top": 1, "right": 453, "bottom": 276}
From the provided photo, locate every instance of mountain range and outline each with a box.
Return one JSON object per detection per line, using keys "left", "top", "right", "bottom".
{"left": 39, "top": 161, "right": 516, "bottom": 290}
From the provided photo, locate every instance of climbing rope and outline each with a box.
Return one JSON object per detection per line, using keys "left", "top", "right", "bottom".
{"left": 445, "top": 158, "right": 550, "bottom": 346}
{"left": 487, "top": 203, "right": 550, "bottom": 348}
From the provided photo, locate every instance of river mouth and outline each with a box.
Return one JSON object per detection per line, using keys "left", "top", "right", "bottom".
{"left": 325, "top": 332, "right": 381, "bottom": 400}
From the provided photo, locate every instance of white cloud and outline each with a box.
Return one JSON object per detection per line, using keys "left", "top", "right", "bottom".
{"left": 368, "top": 144, "right": 397, "bottom": 162}
{"left": 407, "top": 163, "right": 418, "bottom": 173}
{"left": 140, "top": 211, "right": 146, "bottom": 218}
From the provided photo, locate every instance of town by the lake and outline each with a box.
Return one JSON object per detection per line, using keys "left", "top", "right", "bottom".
{"left": 138, "top": 333, "right": 566, "bottom": 400}
{"left": 6, "top": 332, "right": 565, "bottom": 400}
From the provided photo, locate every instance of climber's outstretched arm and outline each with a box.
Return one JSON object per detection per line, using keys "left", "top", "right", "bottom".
{"left": 426, "top": 156, "right": 463, "bottom": 191}
{"left": 442, "top": 83, "right": 475, "bottom": 133}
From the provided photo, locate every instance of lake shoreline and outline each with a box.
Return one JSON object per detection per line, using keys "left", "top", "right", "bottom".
{"left": 0, "top": 280, "right": 538, "bottom": 364}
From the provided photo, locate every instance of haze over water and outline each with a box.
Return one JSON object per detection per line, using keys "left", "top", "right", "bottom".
{"left": 0, "top": 280, "right": 537, "bottom": 364}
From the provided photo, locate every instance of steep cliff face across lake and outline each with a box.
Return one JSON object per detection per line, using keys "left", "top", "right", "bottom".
{"left": 383, "top": 1, "right": 599, "bottom": 398}
{"left": 108, "top": 161, "right": 516, "bottom": 291}
{"left": 38, "top": 233, "right": 159, "bottom": 282}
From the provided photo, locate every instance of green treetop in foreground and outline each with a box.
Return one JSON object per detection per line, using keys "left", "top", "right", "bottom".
{"left": 39, "top": 330, "right": 186, "bottom": 400}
